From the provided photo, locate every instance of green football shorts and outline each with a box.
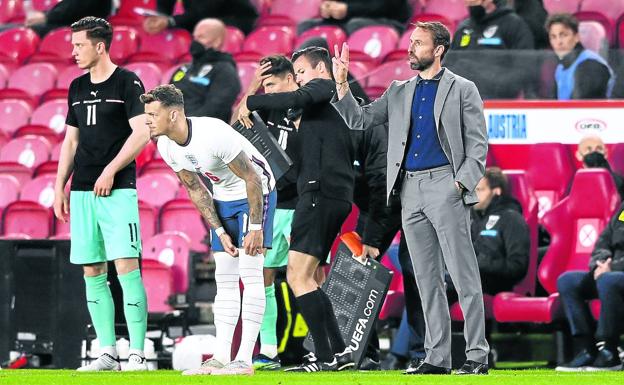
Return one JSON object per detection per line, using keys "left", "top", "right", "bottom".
{"left": 69, "top": 189, "right": 142, "bottom": 265}
{"left": 264, "top": 208, "right": 294, "bottom": 268}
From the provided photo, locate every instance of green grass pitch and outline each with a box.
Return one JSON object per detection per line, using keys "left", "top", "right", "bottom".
{"left": 1, "top": 369, "right": 623, "bottom": 385}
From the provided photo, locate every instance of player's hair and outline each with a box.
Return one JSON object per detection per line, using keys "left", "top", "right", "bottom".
{"left": 140, "top": 84, "right": 185, "bottom": 108}
{"left": 259, "top": 55, "right": 295, "bottom": 78}
{"left": 545, "top": 13, "right": 579, "bottom": 34}
{"left": 291, "top": 46, "right": 333, "bottom": 77}
{"left": 411, "top": 21, "right": 451, "bottom": 60}
{"left": 484, "top": 167, "right": 508, "bottom": 196}
{"left": 70, "top": 17, "right": 113, "bottom": 51}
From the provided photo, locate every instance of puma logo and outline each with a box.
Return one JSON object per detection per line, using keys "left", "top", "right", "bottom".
{"left": 134, "top": 80, "right": 142, "bottom": 88}
{"left": 87, "top": 299, "right": 100, "bottom": 305}
{"left": 131, "top": 245, "right": 138, "bottom": 251}
{"left": 127, "top": 302, "right": 141, "bottom": 308}
{"left": 90, "top": 90, "right": 98, "bottom": 97}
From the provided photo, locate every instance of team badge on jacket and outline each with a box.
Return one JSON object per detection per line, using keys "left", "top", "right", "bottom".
{"left": 485, "top": 215, "right": 500, "bottom": 230}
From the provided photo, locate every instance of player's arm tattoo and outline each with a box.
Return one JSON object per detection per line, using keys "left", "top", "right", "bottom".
{"left": 227, "top": 152, "right": 264, "bottom": 225}
{"left": 177, "top": 169, "right": 223, "bottom": 229}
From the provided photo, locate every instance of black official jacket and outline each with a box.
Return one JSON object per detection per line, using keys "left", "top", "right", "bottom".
{"left": 31, "top": 0, "right": 112, "bottom": 36}
{"left": 170, "top": 49, "right": 240, "bottom": 122}
{"left": 471, "top": 195, "right": 530, "bottom": 292}
{"left": 247, "top": 78, "right": 355, "bottom": 203}
{"left": 452, "top": 6, "right": 534, "bottom": 50}
{"left": 590, "top": 202, "right": 624, "bottom": 272}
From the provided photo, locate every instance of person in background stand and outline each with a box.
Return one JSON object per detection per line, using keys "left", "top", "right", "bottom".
{"left": 169, "top": 18, "right": 240, "bottom": 122}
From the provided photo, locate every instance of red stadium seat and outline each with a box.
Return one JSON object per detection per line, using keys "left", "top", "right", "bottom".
{"left": 504, "top": 170, "right": 539, "bottom": 297}
{"left": 176, "top": 184, "right": 190, "bottom": 200}
{"left": 365, "top": 60, "right": 414, "bottom": 99}
{"left": 161, "top": 64, "right": 180, "bottom": 85}
{"left": 125, "top": 62, "right": 162, "bottom": 91}
{"left": 31, "top": 0, "right": 62, "bottom": 11}
{"left": 423, "top": 0, "right": 467, "bottom": 24}
{"left": 222, "top": 26, "right": 245, "bottom": 55}
{"left": 33, "top": 160, "right": 58, "bottom": 177}
{"left": 160, "top": 199, "right": 208, "bottom": 252}
{"left": 526, "top": 143, "right": 575, "bottom": 221}
{"left": 237, "top": 26, "right": 295, "bottom": 61}
{"left": 0, "top": 0, "right": 22, "bottom": 23}
{"left": 20, "top": 174, "right": 56, "bottom": 208}
{"left": 0, "top": 99, "right": 33, "bottom": 137}
{"left": 109, "top": 0, "right": 156, "bottom": 26}
{"left": 378, "top": 246, "right": 405, "bottom": 321}
{"left": 29, "top": 27, "right": 73, "bottom": 65}
{"left": 0, "top": 174, "right": 20, "bottom": 208}
{"left": 450, "top": 170, "right": 540, "bottom": 322}
{"left": 0, "top": 131, "right": 7, "bottom": 149}
{"left": 0, "top": 135, "right": 51, "bottom": 169}
{"left": 110, "top": 26, "right": 140, "bottom": 64}
{"left": 0, "top": 161, "right": 33, "bottom": 185}
{"left": 136, "top": 172, "right": 179, "bottom": 209}
{"left": 14, "top": 125, "right": 61, "bottom": 145}
{"left": 30, "top": 99, "right": 68, "bottom": 135}
{"left": 0, "top": 27, "right": 40, "bottom": 65}
{"left": 577, "top": 19, "right": 610, "bottom": 53}
{"left": 347, "top": 61, "right": 371, "bottom": 85}
{"left": 143, "top": 231, "right": 191, "bottom": 293}
{"left": 295, "top": 26, "right": 347, "bottom": 56}
{"left": 258, "top": 0, "right": 321, "bottom": 27}
{"left": 56, "top": 66, "right": 86, "bottom": 89}
{"left": 610, "top": 143, "right": 624, "bottom": 176}
{"left": 543, "top": 0, "right": 580, "bottom": 14}
{"left": 385, "top": 28, "right": 412, "bottom": 61}
{"left": 139, "top": 158, "right": 174, "bottom": 177}
{"left": 128, "top": 29, "right": 192, "bottom": 66}
{"left": 2, "top": 62, "right": 58, "bottom": 102}
{"left": 0, "top": 62, "right": 10, "bottom": 88}
{"left": 142, "top": 259, "right": 175, "bottom": 313}
{"left": 236, "top": 61, "right": 260, "bottom": 96}
{"left": 347, "top": 26, "right": 399, "bottom": 64}
{"left": 579, "top": 0, "right": 624, "bottom": 22}
{"left": 136, "top": 139, "right": 156, "bottom": 170}
{"left": 138, "top": 200, "right": 157, "bottom": 242}
{"left": 493, "top": 169, "right": 619, "bottom": 323}
{"left": 50, "top": 141, "right": 62, "bottom": 161}
{"left": 2, "top": 200, "right": 52, "bottom": 238}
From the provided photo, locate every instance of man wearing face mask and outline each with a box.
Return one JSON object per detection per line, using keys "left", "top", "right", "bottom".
{"left": 577, "top": 135, "right": 624, "bottom": 202}
{"left": 169, "top": 18, "right": 241, "bottom": 122}
{"left": 448, "top": 0, "right": 535, "bottom": 99}
{"left": 546, "top": 13, "right": 615, "bottom": 100}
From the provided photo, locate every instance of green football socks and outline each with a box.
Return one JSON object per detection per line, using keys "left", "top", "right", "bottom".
{"left": 84, "top": 273, "right": 116, "bottom": 348}
{"left": 259, "top": 284, "right": 278, "bottom": 358}
{"left": 118, "top": 269, "right": 147, "bottom": 351}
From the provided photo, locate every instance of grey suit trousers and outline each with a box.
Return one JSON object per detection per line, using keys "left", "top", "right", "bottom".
{"left": 400, "top": 165, "right": 489, "bottom": 368}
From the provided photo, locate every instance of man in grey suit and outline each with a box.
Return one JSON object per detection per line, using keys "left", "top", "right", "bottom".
{"left": 331, "top": 21, "right": 490, "bottom": 375}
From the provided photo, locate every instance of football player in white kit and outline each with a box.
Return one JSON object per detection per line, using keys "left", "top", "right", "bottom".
{"left": 141, "top": 85, "right": 276, "bottom": 376}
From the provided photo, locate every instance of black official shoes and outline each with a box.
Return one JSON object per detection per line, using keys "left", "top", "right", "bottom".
{"left": 455, "top": 360, "right": 489, "bottom": 375}
{"left": 334, "top": 347, "right": 355, "bottom": 371}
{"left": 555, "top": 349, "right": 596, "bottom": 372}
{"left": 585, "top": 347, "right": 622, "bottom": 371}
{"left": 358, "top": 356, "right": 381, "bottom": 371}
{"left": 404, "top": 361, "right": 451, "bottom": 375}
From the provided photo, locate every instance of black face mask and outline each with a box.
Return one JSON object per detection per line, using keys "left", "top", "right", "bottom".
{"left": 583, "top": 151, "right": 610, "bottom": 169}
{"left": 469, "top": 5, "right": 486, "bottom": 22}
{"left": 190, "top": 40, "right": 208, "bottom": 59}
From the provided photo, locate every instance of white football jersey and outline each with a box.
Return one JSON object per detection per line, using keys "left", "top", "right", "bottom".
{"left": 157, "top": 116, "right": 275, "bottom": 201}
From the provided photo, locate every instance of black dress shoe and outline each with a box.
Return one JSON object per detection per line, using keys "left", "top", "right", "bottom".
{"left": 455, "top": 360, "right": 489, "bottom": 374}
{"left": 404, "top": 361, "right": 451, "bottom": 375}
{"left": 405, "top": 358, "right": 424, "bottom": 371}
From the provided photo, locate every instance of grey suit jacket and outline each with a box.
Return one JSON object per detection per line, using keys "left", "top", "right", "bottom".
{"left": 332, "top": 68, "right": 488, "bottom": 205}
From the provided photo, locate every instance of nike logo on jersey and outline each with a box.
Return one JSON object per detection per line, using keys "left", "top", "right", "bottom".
{"left": 127, "top": 302, "right": 141, "bottom": 308}
{"left": 90, "top": 90, "right": 98, "bottom": 97}
{"left": 87, "top": 299, "right": 100, "bottom": 305}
